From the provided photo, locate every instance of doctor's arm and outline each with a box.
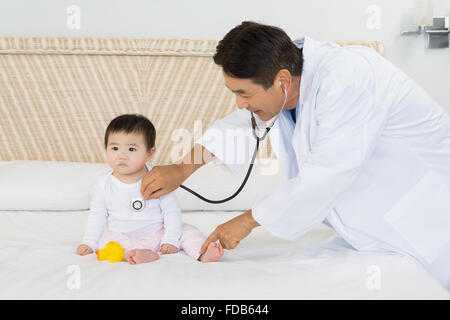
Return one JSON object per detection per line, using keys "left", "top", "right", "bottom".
{"left": 252, "top": 78, "right": 387, "bottom": 240}
{"left": 141, "top": 143, "right": 216, "bottom": 200}
{"left": 141, "top": 108, "right": 253, "bottom": 200}
{"left": 202, "top": 75, "right": 387, "bottom": 250}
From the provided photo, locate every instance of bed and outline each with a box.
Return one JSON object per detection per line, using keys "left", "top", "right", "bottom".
{"left": 0, "top": 36, "right": 448, "bottom": 300}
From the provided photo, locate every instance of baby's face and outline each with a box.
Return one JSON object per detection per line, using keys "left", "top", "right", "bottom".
{"left": 106, "top": 131, "right": 154, "bottom": 176}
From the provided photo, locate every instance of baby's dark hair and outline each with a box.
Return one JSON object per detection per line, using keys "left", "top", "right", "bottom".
{"left": 104, "top": 114, "right": 156, "bottom": 150}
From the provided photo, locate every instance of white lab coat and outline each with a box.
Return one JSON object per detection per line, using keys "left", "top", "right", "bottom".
{"left": 197, "top": 36, "right": 450, "bottom": 290}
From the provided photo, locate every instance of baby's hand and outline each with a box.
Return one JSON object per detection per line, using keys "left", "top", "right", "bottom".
{"left": 160, "top": 243, "right": 178, "bottom": 255}
{"left": 76, "top": 244, "right": 93, "bottom": 256}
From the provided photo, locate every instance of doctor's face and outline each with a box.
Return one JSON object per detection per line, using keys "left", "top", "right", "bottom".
{"left": 106, "top": 131, "right": 154, "bottom": 176}
{"left": 223, "top": 73, "right": 285, "bottom": 121}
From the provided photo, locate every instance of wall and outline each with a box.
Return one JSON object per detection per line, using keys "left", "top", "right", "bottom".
{"left": 1, "top": 0, "right": 449, "bottom": 112}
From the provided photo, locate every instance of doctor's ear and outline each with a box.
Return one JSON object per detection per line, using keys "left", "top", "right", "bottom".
{"left": 275, "top": 69, "right": 291, "bottom": 90}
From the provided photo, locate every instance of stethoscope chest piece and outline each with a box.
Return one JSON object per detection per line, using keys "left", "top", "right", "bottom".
{"left": 130, "top": 197, "right": 145, "bottom": 212}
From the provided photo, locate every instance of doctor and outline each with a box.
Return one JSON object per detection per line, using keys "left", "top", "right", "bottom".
{"left": 141, "top": 21, "right": 450, "bottom": 290}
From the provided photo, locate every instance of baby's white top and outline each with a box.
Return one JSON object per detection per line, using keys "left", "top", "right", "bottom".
{"left": 82, "top": 163, "right": 182, "bottom": 251}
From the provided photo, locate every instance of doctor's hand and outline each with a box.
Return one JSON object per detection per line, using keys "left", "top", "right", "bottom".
{"left": 199, "top": 210, "right": 260, "bottom": 254}
{"left": 141, "top": 164, "right": 186, "bottom": 200}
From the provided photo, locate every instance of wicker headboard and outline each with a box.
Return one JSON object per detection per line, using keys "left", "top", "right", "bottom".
{"left": 0, "top": 37, "right": 383, "bottom": 164}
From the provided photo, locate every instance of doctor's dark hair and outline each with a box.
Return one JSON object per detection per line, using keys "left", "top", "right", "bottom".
{"left": 213, "top": 21, "right": 303, "bottom": 90}
{"left": 104, "top": 114, "right": 156, "bottom": 150}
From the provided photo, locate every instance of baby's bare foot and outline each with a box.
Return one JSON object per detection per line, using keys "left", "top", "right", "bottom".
{"left": 126, "top": 249, "right": 159, "bottom": 265}
{"left": 198, "top": 242, "right": 223, "bottom": 263}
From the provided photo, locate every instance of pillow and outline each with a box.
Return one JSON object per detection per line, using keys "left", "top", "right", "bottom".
{"left": 0, "top": 160, "right": 286, "bottom": 211}
{"left": 0, "top": 161, "right": 110, "bottom": 211}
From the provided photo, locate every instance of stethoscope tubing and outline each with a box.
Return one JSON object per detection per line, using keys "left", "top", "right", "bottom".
{"left": 179, "top": 136, "right": 260, "bottom": 204}
{"left": 179, "top": 84, "right": 287, "bottom": 204}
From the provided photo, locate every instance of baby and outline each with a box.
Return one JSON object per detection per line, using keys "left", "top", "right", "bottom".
{"left": 76, "top": 114, "right": 223, "bottom": 264}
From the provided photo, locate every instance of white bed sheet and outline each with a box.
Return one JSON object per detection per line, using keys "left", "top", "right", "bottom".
{"left": 0, "top": 210, "right": 448, "bottom": 300}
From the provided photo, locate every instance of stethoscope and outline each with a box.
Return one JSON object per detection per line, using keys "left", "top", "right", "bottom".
{"left": 130, "top": 197, "right": 146, "bottom": 212}
{"left": 178, "top": 81, "right": 288, "bottom": 204}
{"left": 130, "top": 82, "right": 288, "bottom": 211}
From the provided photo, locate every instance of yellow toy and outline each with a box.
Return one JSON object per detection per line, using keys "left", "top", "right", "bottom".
{"left": 96, "top": 241, "right": 125, "bottom": 262}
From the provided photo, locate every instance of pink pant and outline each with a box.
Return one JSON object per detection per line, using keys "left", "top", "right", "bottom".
{"left": 98, "top": 223, "right": 206, "bottom": 260}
